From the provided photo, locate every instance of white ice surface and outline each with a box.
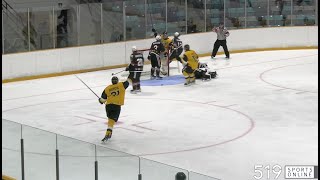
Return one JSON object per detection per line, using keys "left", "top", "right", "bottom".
{"left": 2, "top": 50, "right": 318, "bottom": 180}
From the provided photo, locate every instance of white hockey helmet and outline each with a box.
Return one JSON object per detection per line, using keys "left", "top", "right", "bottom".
{"left": 174, "top": 32, "right": 180, "bottom": 37}
{"left": 132, "top": 46, "right": 137, "bottom": 52}
{"left": 155, "top": 35, "right": 161, "bottom": 41}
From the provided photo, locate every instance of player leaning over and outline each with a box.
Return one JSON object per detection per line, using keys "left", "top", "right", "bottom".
{"left": 160, "top": 31, "right": 172, "bottom": 75}
{"left": 181, "top": 44, "right": 199, "bottom": 86}
{"left": 169, "top": 32, "right": 183, "bottom": 63}
{"left": 99, "top": 76, "right": 129, "bottom": 142}
{"left": 125, "top": 46, "right": 144, "bottom": 93}
{"left": 148, "top": 35, "right": 165, "bottom": 79}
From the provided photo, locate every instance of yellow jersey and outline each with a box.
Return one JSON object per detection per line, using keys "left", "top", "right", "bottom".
{"left": 102, "top": 81, "right": 129, "bottom": 106}
{"left": 161, "top": 36, "right": 172, "bottom": 52}
{"left": 183, "top": 50, "right": 199, "bottom": 70}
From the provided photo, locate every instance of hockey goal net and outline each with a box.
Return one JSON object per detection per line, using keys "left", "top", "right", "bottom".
{"left": 121, "top": 48, "right": 178, "bottom": 80}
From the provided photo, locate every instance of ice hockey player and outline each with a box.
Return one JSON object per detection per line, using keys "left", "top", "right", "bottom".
{"left": 160, "top": 31, "right": 172, "bottom": 75}
{"left": 194, "top": 62, "right": 218, "bottom": 81}
{"left": 169, "top": 32, "right": 183, "bottom": 63}
{"left": 99, "top": 76, "right": 129, "bottom": 142}
{"left": 125, "top": 46, "right": 144, "bottom": 93}
{"left": 148, "top": 35, "right": 165, "bottom": 79}
{"left": 181, "top": 44, "right": 199, "bottom": 86}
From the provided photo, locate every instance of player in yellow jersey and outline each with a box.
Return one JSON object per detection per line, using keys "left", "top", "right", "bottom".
{"left": 99, "top": 76, "right": 129, "bottom": 142}
{"left": 160, "top": 31, "right": 172, "bottom": 75}
{"left": 181, "top": 44, "right": 199, "bottom": 86}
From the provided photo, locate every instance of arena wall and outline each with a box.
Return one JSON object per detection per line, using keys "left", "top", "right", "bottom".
{"left": 2, "top": 26, "right": 318, "bottom": 81}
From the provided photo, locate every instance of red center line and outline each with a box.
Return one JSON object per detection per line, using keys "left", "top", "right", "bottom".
{"left": 204, "top": 101, "right": 216, "bottom": 104}
{"left": 132, "top": 124, "right": 156, "bottom": 131}
{"left": 221, "top": 104, "right": 238, "bottom": 108}
{"left": 115, "top": 127, "right": 144, "bottom": 133}
{"left": 74, "top": 116, "right": 97, "bottom": 122}
{"left": 86, "top": 114, "right": 106, "bottom": 120}
{"left": 132, "top": 121, "right": 153, "bottom": 125}
{"left": 87, "top": 114, "right": 125, "bottom": 124}
{"left": 74, "top": 122, "right": 94, "bottom": 126}
{"left": 296, "top": 91, "right": 308, "bottom": 94}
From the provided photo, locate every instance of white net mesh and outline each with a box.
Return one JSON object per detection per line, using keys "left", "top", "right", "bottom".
{"left": 120, "top": 49, "right": 179, "bottom": 80}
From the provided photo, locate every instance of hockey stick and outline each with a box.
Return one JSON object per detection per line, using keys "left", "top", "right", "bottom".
{"left": 128, "top": 70, "right": 148, "bottom": 73}
{"left": 75, "top": 75, "right": 99, "bottom": 98}
{"left": 111, "top": 70, "right": 125, "bottom": 76}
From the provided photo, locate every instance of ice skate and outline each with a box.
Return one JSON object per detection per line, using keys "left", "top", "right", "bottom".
{"left": 130, "top": 89, "right": 137, "bottom": 94}
{"left": 150, "top": 75, "right": 156, "bottom": 80}
{"left": 101, "top": 130, "right": 112, "bottom": 142}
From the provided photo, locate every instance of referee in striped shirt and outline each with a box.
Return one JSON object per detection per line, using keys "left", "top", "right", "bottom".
{"left": 211, "top": 23, "right": 230, "bottom": 59}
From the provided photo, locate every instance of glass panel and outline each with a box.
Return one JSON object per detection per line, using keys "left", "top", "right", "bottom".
{"left": 102, "top": 1, "right": 124, "bottom": 43}
{"left": 167, "top": 0, "right": 187, "bottom": 35}
{"left": 268, "top": 0, "right": 292, "bottom": 27}
{"left": 247, "top": 0, "right": 268, "bottom": 28}
{"left": 291, "top": 0, "right": 316, "bottom": 26}
{"left": 22, "top": 125, "right": 56, "bottom": 180}
{"left": 189, "top": 171, "right": 220, "bottom": 180}
{"left": 225, "top": 0, "right": 245, "bottom": 29}
{"left": 187, "top": 0, "right": 205, "bottom": 33}
{"left": 316, "top": 0, "right": 318, "bottom": 25}
{"left": 140, "top": 157, "right": 189, "bottom": 180}
{"left": 96, "top": 145, "right": 139, "bottom": 179}
{"left": 2, "top": 7, "right": 29, "bottom": 53}
{"left": 146, "top": 0, "right": 166, "bottom": 37}
{"left": 79, "top": 3, "right": 102, "bottom": 45}
{"left": 54, "top": 4, "right": 79, "bottom": 48}
{"left": 206, "top": 0, "right": 224, "bottom": 31}
{"left": 58, "top": 135, "right": 95, "bottom": 180}
{"left": 125, "top": 0, "right": 146, "bottom": 40}
{"left": 29, "top": 7, "right": 54, "bottom": 50}
{"left": 2, "top": 120, "right": 22, "bottom": 179}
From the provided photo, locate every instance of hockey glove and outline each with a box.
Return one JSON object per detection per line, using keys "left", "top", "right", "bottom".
{"left": 99, "top": 98, "right": 107, "bottom": 104}
{"left": 125, "top": 67, "right": 129, "bottom": 71}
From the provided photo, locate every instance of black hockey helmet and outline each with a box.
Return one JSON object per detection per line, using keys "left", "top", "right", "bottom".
{"left": 162, "top": 31, "right": 168, "bottom": 38}
{"left": 111, "top": 76, "right": 119, "bottom": 85}
{"left": 184, "top": 44, "right": 190, "bottom": 51}
{"left": 175, "top": 172, "right": 186, "bottom": 180}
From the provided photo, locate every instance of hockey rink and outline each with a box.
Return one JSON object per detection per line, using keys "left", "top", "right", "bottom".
{"left": 2, "top": 49, "right": 318, "bottom": 180}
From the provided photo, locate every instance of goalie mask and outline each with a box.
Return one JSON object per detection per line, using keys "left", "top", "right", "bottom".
{"left": 111, "top": 76, "right": 119, "bottom": 85}
{"left": 199, "top": 62, "right": 208, "bottom": 69}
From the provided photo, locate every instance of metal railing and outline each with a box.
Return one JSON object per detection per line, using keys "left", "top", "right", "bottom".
{"left": 2, "top": 0, "right": 318, "bottom": 54}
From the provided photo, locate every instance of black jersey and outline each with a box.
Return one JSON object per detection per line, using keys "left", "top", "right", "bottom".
{"left": 150, "top": 41, "right": 165, "bottom": 55}
{"left": 129, "top": 52, "right": 144, "bottom": 71}
{"left": 171, "top": 37, "right": 183, "bottom": 52}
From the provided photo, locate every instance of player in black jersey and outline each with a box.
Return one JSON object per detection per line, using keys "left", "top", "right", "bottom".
{"left": 148, "top": 35, "right": 165, "bottom": 79}
{"left": 125, "top": 46, "right": 144, "bottom": 93}
{"left": 169, "top": 32, "right": 183, "bottom": 63}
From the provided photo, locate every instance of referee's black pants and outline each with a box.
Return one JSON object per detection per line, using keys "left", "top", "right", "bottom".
{"left": 211, "top": 39, "right": 230, "bottom": 58}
